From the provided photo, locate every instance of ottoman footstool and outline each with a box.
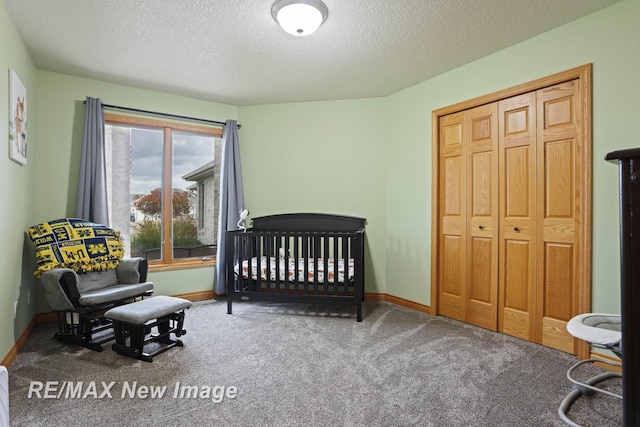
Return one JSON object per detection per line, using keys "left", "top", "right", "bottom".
{"left": 104, "top": 296, "right": 192, "bottom": 362}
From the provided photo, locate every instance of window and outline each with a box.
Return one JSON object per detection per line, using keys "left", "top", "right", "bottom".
{"left": 104, "top": 113, "right": 223, "bottom": 270}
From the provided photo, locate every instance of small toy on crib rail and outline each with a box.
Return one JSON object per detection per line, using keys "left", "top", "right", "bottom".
{"left": 237, "top": 209, "right": 249, "bottom": 232}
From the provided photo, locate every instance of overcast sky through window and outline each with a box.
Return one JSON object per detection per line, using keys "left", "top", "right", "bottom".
{"left": 129, "top": 128, "right": 215, "bottom": 195}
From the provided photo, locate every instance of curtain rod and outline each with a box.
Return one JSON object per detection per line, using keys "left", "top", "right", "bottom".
{"left": 84, "top": 101, "right": 241, "bottom": 128}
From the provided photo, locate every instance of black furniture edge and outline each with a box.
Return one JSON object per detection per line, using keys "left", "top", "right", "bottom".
{"left": 606, "top": 148, "right": 640, "bottom": 427}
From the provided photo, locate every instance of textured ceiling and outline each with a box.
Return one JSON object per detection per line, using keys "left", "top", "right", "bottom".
{"left": 2, "top": 0, "right": 620, "bottom": 106}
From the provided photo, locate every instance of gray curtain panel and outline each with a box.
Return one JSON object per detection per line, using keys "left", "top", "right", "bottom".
{"left": 215, "top": 120, "right": 245, "bottom": 295}
{"left": 75, "top": 97, "right": 109, "bottom": 225}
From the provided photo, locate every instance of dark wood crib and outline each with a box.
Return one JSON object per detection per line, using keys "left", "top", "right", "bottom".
{"left": 225, "top": 213, "right": 366, "bottom": 321}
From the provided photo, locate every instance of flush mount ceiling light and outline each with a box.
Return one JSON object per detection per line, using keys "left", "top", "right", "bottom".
{"left": 271, "top": 0, "right": 328, "bottom": 36}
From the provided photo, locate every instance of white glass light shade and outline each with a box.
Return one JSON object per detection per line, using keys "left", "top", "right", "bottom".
{"left": 272, "top": 0, "right": 328, "bottom": 36}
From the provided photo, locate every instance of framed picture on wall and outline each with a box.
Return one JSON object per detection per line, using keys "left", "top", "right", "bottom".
{"left": 9, "top": 69, "right": 27, "bottom": 166}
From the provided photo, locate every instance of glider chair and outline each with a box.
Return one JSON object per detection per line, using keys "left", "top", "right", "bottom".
{"left": 28, "top": 218, "right": 154, "bottom": 351}
{"left": 558, "top": 313, "right": 622, "bottom": 427}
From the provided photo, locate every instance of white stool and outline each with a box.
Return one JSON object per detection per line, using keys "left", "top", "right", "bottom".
{"left": 0, "top": 366, "right": 8, "bottom": 426}
{"left": 558, "top": 313, "right": 622, "bottom": 427}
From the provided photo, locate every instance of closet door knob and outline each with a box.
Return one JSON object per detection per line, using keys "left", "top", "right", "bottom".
{"left": 479, "top": 225, "right": 484, "bottom": 230}
{"left": 514, "top": 227, "right": 520, "bottom": 233}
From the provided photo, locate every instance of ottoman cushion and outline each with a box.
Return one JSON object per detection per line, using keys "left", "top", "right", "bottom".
{"left": 105, "top": 296, "right": 191, "bottom": 324}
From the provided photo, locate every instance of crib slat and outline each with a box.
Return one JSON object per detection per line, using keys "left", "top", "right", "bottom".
{"left": 313, "top": 235, "right": 317, "bottom": 292}
{"left": 266, "top": 233, "right": 273, "bottom": 293}
{"left": 255, "top": 234, "right": 262, "bottom": 292}
{"left": 302, "top": 234, "right": 309, "bottom": 295}
{"left": 272, "top": 233, "right": 277, "bottom": 293}
{"left": 283, "top": 233, "right": 290, "bottom": 295}
{"left": 342, "top": 234, "right": 349, "bottom": 295}
{"left": 312, "top": 234, "right": 319, "bottom": 295}
{"left": 333, "top": 235, "right": 339, "bottom": 295}
{"left": 293, "top": 235, "right": 300, "bottom": 294}
{"left": 323, "top": 235, "right": 329, "bottom": 295}
{"left": 311, "top": 233, "right": 322, "bottom": 295}
{"left": 282, "top": 233, "right": 287, "bottom": 294}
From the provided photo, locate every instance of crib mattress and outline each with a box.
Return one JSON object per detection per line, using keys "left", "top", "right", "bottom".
{"left": 236, "top": 256, "right": 354, "bottom": 283}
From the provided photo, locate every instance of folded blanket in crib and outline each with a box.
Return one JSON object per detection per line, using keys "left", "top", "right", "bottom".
{"left": 236, "top": 257, "right": 354, "bottom": 283}
{"left": 27, "top": 218, "right": 124, "bottom": 277}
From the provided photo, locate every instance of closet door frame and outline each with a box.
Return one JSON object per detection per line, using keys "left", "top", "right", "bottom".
{"left": 430, "top": 64, "right": 592, "bottom": 358}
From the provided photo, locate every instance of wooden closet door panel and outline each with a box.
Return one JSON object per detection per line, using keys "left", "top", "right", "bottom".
{"left": 466, "top": 103, "right": 499, "bottom": 330}
{"left": 439, "top": 112, "right": 466, "bottom": 321}
{"left": 499, "top": 93, "right": 537, "bottom": 341}
{"left": 536, "top": 80, "right": 580, "bottom": 353}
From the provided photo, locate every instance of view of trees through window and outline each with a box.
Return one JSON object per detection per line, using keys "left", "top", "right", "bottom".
{"left": 130, "top": 188, "right": 198, "bottom": 258}
{"left": 104, "top": 115, "right": 222, "bottom": 265}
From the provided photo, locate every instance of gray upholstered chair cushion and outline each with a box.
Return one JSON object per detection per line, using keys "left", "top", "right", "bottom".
{"left": 76, "top": 270, "right": 118, "bottom": 294}
{"left": 116, "top": 258, "right": 142, "bottom": 284}
{"left": 78, "top": 282, "right": 154, "bottom": 306}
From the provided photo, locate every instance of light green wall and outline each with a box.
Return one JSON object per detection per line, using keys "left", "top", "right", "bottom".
{"left": 32, "top": 71, "right": 239, "bottom": 311}
{"left": 0, "top": 2, "right": 38, "bottom": 361}
{"left": 385, "top": 0, "right": 640, "bottom": 310}
{"left": 238, "top": 99, "right": 388, "bottom": 293}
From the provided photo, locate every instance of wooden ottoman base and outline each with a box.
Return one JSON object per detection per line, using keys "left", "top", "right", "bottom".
{"left": 104, "top": 296, "right": 192, "bottom": 362}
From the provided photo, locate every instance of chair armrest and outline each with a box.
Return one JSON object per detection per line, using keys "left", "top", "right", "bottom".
{"left": 116, "top": 257, "right": 148, "bottom": 284}
{"left": 60, "top": 271, "right": 81, "bottom": 305}
{"left": 40, "top": 269, "right": 77, "bottom": 311}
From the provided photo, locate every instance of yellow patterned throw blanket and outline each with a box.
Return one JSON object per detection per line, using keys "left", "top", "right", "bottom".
{"left": 28, "top": 218, "right": 124, "bottom": 277}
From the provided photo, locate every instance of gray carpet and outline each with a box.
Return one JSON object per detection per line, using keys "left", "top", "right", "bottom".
{"left": 8, "top": 300, "right": 622, "bottom": 426}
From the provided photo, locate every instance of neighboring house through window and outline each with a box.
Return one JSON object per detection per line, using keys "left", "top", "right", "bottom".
{"left": 104, "top": 113, "right": 222, "bottom": 270}
{"left": 182, "top": 161, "right": 219, "bottom": 245}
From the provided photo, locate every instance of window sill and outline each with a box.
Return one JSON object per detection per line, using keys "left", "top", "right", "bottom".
{"left": 148, "top": 259, "right": 215, "bottom": 273}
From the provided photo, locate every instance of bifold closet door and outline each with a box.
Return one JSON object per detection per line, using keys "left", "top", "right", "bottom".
{"left": 535, "top": 80, "right": 581, "bottom": 353}
{"left": 498, "top": 92, "right": 537, "bottom": 341}
{"left": 438, "top": 112, "right": 466, "bottom": 322}
{"left": 497, "top": 80, "right": 581, "bottom": 352}
{"left": 438, "top": 105, "right": 499, "bottom": 329}
{"left": 465, "top": 103, "right": 499, "bottom": 330}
